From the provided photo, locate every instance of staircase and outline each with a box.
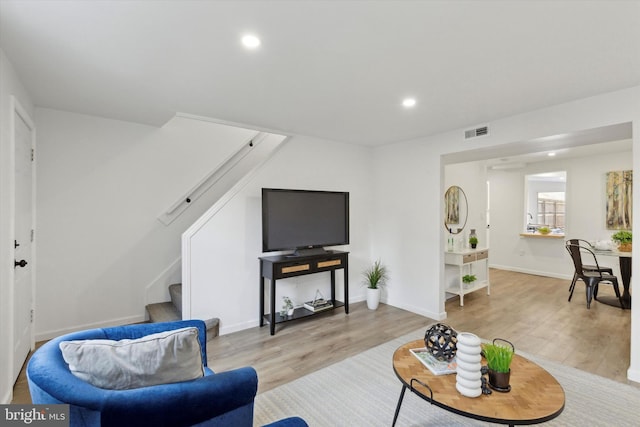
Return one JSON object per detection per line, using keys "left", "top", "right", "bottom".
{"left": 146, "top": 283, "right": 220, "bottom": 341}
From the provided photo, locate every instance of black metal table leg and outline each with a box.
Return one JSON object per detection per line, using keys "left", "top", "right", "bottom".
{"left": 597, "top": 255, "right": 632, "bottom": 309}
{"left": 392, "top": 385, "right": 407, "bottom": 427}
{"left": 619, "top": 255, "right": 632, "bottom": 308}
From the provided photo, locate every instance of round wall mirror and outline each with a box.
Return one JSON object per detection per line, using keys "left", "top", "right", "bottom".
{"left": 444, "top": 186, "right": 468, "bottom": 234}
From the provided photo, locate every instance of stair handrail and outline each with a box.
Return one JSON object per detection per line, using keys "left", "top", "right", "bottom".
{"left": 158, "top": 132, "right": 267, "bottom": 225}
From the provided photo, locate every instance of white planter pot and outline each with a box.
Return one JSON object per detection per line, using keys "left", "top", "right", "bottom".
{"left": 366, "top": 287, "right": 381, "bottom": 310}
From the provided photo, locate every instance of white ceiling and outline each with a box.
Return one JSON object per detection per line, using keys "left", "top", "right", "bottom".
{"left": 1, "top": 0, "right": 639, "bottom": 146}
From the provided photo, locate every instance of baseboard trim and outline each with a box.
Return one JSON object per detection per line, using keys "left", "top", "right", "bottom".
{"left": 627, "top": 366, "right": 640, "bottom": 384}
{"left": 385, "top": 299, "right": 445, "bottom": 321}
{"left": 489, "top": 264, "right": 573, "bottom": 281}
{"left": 35, "top": 314, "right": 146, "bottom": 341}
{"left": 220, "top": 320, "right": 259, "bottom": 336}
{"left": 1, "top": 389, "right": 11, "bottom": 405}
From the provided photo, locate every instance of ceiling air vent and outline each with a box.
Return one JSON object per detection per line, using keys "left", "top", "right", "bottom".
{"left": 465, "top": 126, "right": 489, "bottom": 139}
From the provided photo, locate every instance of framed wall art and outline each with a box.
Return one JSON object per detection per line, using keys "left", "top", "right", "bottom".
{"left": 606, "top": 170, "right": 632, "bottom": 230}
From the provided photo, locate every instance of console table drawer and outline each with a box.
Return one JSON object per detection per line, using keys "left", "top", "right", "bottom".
{"left": 281, "top": 264, "right": 311, "bottom": 274}
{"left": 445, "top": 249, "right": 490, "bottom": 265}
{"left": 317, "top": 258, "right": 343, "bottom": 269}
{"left": 462, "top": 254, "right": 475, "bottom": 264}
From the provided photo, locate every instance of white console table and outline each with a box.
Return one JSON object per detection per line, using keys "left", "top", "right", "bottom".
{"left": 444, "top": 247, "right": 490, "bottom": 306}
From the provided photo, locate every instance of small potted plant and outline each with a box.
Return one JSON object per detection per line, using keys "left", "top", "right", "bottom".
{"left": 469, "top": 236, "right": 478, "bottom": 249}
{"left": 281, "top": 296, "right": 294, "bottom": 317}
{"left": 462, "top": 274, "right": 477, "bottom": 287}
{"left": 482, "top": 339, "right": 514, "bottom": 392}
{"left": 611, "top": 230, "right": 632, "bottom": 252}
{"left": 363, "top": 259, "right": 388, "bottom": 310}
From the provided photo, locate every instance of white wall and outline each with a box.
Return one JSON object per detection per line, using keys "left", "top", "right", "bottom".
{"left": 373, "top": 86, "right": 640, "bottom": 382}
{"left": 0, "top": 49, "right": 35, "bottom": 403}
{"left": 34, "top": 109, "right": 258, "bottom": 340}
{"left": 185, "top": 135, "right": 374, "bottom": 335}
{"left": 372, "top": 139, "right": 446, "bottom": 320}
{"left": 444, "top": 162, "right": 488, "bottom": 249}
{"left": 488, "top": 150, "right": 632, "bottom": 278}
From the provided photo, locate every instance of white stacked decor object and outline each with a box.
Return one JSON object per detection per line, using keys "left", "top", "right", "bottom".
{"left": 455, "top": 332, "right": 482, "bottom": 398}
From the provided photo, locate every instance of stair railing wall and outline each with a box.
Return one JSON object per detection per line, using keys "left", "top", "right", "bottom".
{"left": 181, "top": 134, "right": 289, "bottom": 320}
{"left": 158, "top": 133, "right": 268, "bottom": 226}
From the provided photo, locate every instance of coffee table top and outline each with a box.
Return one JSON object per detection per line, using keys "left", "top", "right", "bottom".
{"left": 393, "top": 339, "right": 565, "bottom": 425}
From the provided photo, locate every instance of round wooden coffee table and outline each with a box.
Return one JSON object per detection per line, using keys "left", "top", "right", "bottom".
{"left": 392, "top": 339, "right": 565, "bottom": 426}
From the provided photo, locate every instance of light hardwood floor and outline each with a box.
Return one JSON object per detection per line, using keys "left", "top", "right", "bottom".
{"left": 11, "top": 268, "right": 634, "bottom": 403}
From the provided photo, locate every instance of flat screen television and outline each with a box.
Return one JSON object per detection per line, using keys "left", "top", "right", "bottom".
{"left": 262, "top": 188, "right": 349, "bottom": 255}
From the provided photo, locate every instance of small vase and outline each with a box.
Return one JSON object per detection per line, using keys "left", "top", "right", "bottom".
{"left": 287, "top": 307, "right": 295, "bottom": 316}
{"left": 456, "top": 332, "right": 482, "bottom": 398}
{"left": 488, "top": 369, "right": 511, "bottom": 392}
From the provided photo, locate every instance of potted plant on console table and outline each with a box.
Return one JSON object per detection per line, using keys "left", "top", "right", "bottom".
{"left": 462, "top": 274, "right": 477, "bottom": 288}
{"left": 363, "top": 259, "right": 388, "bottom": 310}
{"left": 281, "top": 296, "right": 294, "bottom": 317}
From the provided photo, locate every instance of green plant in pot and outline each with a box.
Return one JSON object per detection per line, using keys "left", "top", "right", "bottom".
{"left": 611, "top": 230, "right": 632, "bottom": 252}
{"left": 469, "top": 236, "right": 478, "bottom": 248}
{"left": 281, "top": 296, "right": 294, "bottom": 317}
{"left": 482, "top": 339, "right": 514, "bottom": 392}
{"left": 462, "top": 274, "right": 476, "bottom": 286}
{"left": 363, "top": 259, "right": 388, "bottom": 310}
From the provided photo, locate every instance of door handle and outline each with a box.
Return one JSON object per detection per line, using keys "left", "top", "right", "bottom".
{"left": 14, "top": 259, "right": 27, "bottom": 268}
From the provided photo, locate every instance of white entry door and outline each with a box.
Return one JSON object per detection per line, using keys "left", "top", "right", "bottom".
{"left": 12, "top": 102, "right": 35, "bottom": 383}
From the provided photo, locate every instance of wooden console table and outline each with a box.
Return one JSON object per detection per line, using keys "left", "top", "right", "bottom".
{"left": 259, "top": 250, "right": 349, "bottom": 335}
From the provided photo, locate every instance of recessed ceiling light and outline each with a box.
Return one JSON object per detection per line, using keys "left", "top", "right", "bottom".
{"left": 548, "top": 152, "right": 556, "bottom": 157}
{"left": 241, "top": 34, "right": 261, "bottom": 49}
{"left": 402, "top": 98, "right": 416, "bottom": 108}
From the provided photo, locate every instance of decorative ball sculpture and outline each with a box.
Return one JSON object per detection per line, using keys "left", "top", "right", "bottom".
{"left": 424, "top": 323, "right": 458, "bottom": 361}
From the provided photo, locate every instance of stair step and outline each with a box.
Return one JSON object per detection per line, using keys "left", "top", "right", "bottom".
{"left": 146, "top": 302, "right": 180, "bottom": 323}
{"left": 203, "top": 318, "right": 220, "bottom": 342}
{"left": 145, "top": 301, "right": 220, "bottom": 341}
{"left": 169, "top": 283, "right": 182, "bottom": 314}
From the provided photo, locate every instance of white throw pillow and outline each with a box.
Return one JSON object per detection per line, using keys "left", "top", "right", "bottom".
{"left": 59, "top": 327, "right": 204, "bottom": 390}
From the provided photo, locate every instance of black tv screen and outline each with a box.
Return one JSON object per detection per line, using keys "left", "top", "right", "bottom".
{"left": 262, "top": 188, "right": 349, "bottom": 253}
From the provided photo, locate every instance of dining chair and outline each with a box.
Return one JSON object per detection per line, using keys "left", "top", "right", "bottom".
{"left": 565, "top": 242, "right": 623, "bottom": 309}
{"left": 566, "top": 239, "right": 614, "bottom": 300}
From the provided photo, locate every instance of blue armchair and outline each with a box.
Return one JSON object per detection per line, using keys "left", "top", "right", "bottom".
{"left": 27, "top": 320, "right": 306, "bottom": 427}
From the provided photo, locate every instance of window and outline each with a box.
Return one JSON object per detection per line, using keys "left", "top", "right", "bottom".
{"left": 525, "top": 172, "right": 566, "bottom": 234}
{"left": 537, "top": 192, "right": 565, "bottom": 229}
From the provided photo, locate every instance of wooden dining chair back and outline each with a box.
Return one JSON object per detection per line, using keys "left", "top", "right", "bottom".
{"left": 566, "top": 239, "right": 614, "bottom": 298}
{"left": 565, "top": 242, "right": 623, "bottom": 309}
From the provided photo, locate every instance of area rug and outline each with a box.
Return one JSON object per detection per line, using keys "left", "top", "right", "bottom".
{"left": 254, "top": 328, "right": 640, "bottom": 426}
